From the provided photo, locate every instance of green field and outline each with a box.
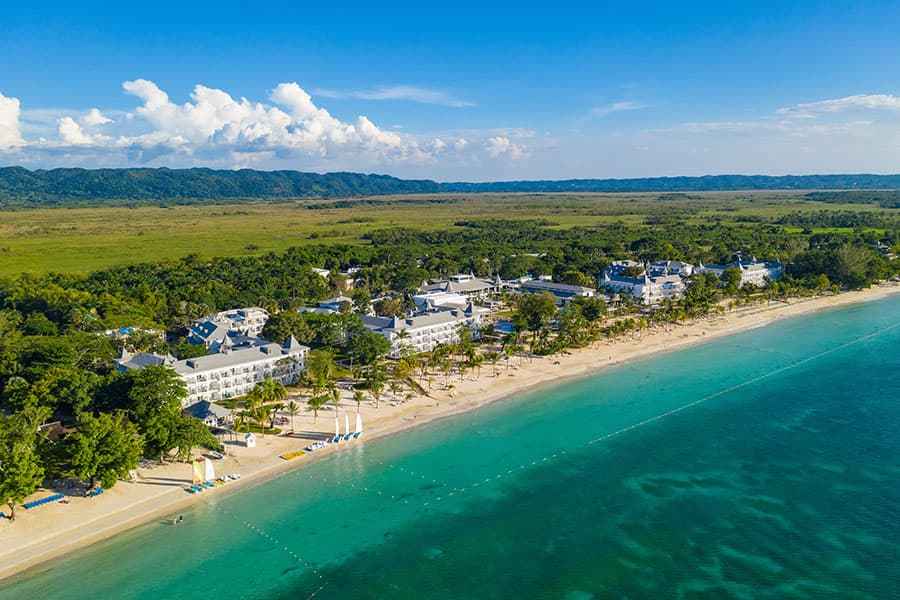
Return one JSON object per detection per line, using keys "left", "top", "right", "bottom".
{"left": 0, "top": 192, "right": 893, "bottom": 276}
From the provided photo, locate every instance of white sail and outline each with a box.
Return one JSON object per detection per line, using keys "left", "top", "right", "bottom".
{"left": 204, "top": 457, "right": 215, "bottom": 482}
{"left": 344, "top": 414, "right": 350, "bottom": 436}
{"left": 334, "top": 416, "right": 340, "bottom": 438}
{"left": 355, "top": 412, "right": 363, "bottom": 434}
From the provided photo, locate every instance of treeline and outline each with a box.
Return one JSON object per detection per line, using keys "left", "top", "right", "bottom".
{"left": 777, "top": 210, "right": 900, "bottom": 229}
{"left": 3, "top": 166, "right": 900, "bottom": 207}
{"left": 442, "top": 174, "right": 900, "bottom": 194}
{"left": 0, "top": 167, "right": 440, "bottom": 206}
{"left": 803, "top": 191, "right": 900, "bottom": 209}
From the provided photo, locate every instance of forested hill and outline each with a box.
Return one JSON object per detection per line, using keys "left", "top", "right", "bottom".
{"left": 0, "top": 167, "right": 440, "bottom": 205}
{"left": 442, "top": 174, "right": 900, "bottom": 193}
{"left": 3, "top": 166, "right": 900, "bottom": 206}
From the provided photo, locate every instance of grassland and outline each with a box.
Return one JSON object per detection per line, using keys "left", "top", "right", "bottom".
{"left": 0, "top": 191, "right": 893, "bottom": 277}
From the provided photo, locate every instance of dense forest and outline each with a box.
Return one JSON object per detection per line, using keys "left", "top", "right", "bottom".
{"left": 0, "top": 167, "right": 440, "bottom": 205}
{"left": 3, "top": 167, "right": 900, "bottom": 207}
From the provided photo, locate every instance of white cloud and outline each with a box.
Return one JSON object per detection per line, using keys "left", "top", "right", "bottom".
{"left": 0, "top": 91, "right": 24, "bottom": 148}
{"left": 0, "top": 80, "right": 527, "bottom": 172}
{"left": 316, "top": 85, "right": 474, "bottom": 108}
{"left": 485, "top": 136, "right": 526, "bottom": 160}
{"left": 590, "top": 100, "right": 645, "bottom": 118}
{"left": 57, "top": 117, "right": 94, "bottom": 145}
{"left": 82, "top": 108, "right": 113, "bottom": 126}
{"left": 777, "top": 94, "right": 900, "bottom": 117}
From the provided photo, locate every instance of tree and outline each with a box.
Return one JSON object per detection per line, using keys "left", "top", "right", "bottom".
{"left": 285, "top": 400, "right": 299, "bottom": 433}
{"left": 515, "top": 292, "right": 557, "bottom": 354}
{"left": 306, "top": 393, "right": 328, "bottom": 423}
{"left": 721, "top": 268, "right": 743, "bottom": 294}
{"left": 261, "top": 311, "right": 313, "bottom": 345}
{"left": 305, "top": 349, "right": 338, "bottom": 391}
{"left": 124, "top": 366, "right": 187, "bottom": 460}
{"left": 347, "top": 330, "right": 391, "bottom": 367}
{"left": 353, "top": 389, "right": 366, "bottom": 412}
{"left": 572, "top": 296, "right": 607, "bottom": 323}
{"left": 31, "top": 367, "right": 101, "bottom": 415}
{"left": 0, "top": 409, "right": 47, "bottom": 521}
{"left": 365, "top": 360, "right": 387, "bottom": 408}
{"left": 66, "top": 411, "right": 143, "bottom": 491}
{"left": 171, "top": 416, "right": 221, "bottom": 461}
{"left": 351, "top": 287, "right": 372, "bottom": 314}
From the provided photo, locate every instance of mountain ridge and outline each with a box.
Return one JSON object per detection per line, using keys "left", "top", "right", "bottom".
{"left": 2, "top": 166, "right": 900, "bottom": 206}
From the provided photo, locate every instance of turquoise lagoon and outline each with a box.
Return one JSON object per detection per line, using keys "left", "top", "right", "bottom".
{"left": 2, "top": 297, "right": 900, "bottom": 599}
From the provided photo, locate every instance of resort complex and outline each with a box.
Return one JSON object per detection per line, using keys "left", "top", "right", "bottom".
{"left": 118, "top": 337, "right": 308, "bottom": 406}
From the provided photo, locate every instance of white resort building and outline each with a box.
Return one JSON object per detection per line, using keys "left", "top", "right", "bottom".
{"left": 421, "top": 274, "right": 500, "bottom": 300}
{"left": 188, "top": 307, "right": 270, "bottom": 347}
{"left": 600, "top": 260, "right": 691, "bottom": 305}
{"left": 118, "top": 337, "right": 308, "bottom": 407}
{"left": 412, "top": 291, "right": 470, "bottom": 311}
{"left": 362, "top": 304, "right": 490, "bottom": 357}
{"left": 700, "top": 259, "right": 783, "bottom": 287}
{"left": 519, "top": 279, "right": 596, "bottom": 303}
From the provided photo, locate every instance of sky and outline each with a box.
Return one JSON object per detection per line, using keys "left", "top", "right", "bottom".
{"left": 2, "top": 1, "right": 900, "bottom": 181}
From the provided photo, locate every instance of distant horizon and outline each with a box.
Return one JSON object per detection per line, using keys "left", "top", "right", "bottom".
{"left": 5, "top": 164, "right": 900, "bottom": 186}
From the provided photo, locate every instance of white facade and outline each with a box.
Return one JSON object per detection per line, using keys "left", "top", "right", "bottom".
{"left": 362, "top": 305, "right": 489, "bottom": 357}
{"left": 118, "top": 337, "right": 308, "bottom": 407}
{"left": 700, "top": 260, "right": 783, "bottom": 287}
{"left": 189, "top": 307, "right": 269, "bottom": 347}
{"left": 421, "top": 274, "right": 499, "bottom": 300}
{"left": 212, "top": 307, "right": 269, "bottom": 337}
{"left": 601, "top": 261, "right": 689, "bottom": 305}
{"left": 412, "top": 291, "right": 470, "bottom": 311}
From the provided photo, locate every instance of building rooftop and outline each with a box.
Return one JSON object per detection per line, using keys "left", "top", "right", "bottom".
{"left": 521, "top": 279, "right": 596, "bottom": 294}
{"left": 423, "top": 276, "right": 495, "bottom": 295}
{"left": 174, "top": 338, "right": 306, "bottom": 375}
{"left": 184, "top": 400, "right": 232, "bottom": 419}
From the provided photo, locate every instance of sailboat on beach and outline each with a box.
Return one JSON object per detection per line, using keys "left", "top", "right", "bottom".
{"left": 332, "top": 415, "right": 341, "bottom": 443}
{"left": 343, "top": 413, "right": 352, "bottom": 441}
{"left": 354, "top": 412, "right": 363, "bottom": 439}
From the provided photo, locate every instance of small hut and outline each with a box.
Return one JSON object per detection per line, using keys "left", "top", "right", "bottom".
{"left": 244, "top": 432, "right": 257, "bottom": 448}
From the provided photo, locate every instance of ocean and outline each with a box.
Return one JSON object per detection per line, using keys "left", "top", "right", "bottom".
{"left": 2, "top": 296, "right": 900, "bottom": 599}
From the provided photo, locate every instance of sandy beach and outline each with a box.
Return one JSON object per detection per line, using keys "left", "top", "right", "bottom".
{"left": 2, "top": 282, "right": 899, "bottom": 582}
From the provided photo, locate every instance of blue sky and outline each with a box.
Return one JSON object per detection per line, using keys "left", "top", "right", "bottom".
{"left": 2, "top": 1, "right": 900, "bottom": 180}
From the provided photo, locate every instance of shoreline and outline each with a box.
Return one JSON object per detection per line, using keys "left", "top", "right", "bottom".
{"left": 2, "top": 282, "right": 899, "bottom": 583}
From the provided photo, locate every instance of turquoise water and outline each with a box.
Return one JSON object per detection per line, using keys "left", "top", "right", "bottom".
{"left": 4, "top": 298, "right": 900, "bottom": 599}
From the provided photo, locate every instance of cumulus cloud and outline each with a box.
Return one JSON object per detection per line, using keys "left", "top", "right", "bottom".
{"left": 777, "top": 94, "right": 900, "bottom": 117}
{"left": 118, "top": 79, "right": 426, "bottom": 160}
{"left": 82, "top": 108, "right": 113, "bottom": 126}
{"left": 57, "top": 117, "right": 94, "bottom": 145}
{"left": 0, "top": 91, "right": 24, "bottom": 148}
{"left": 0, "top": 80, "right": 525, "bottom": 172}
{"left": 485, "top": 136, "right": 526, "bottom": 160}
{"left": 316, "top": 85, "right": 474, "bottom": 108}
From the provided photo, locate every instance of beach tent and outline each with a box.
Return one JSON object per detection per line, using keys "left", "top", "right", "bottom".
{"left": 244, "top": 432, "right": 257, "bottom": 448}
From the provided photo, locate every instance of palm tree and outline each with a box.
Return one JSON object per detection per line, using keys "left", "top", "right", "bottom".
{"left": 329, "top": 382, "right": 341, "bottom": 414}
{"left": 257, "top": 377, "right": 287, "bottom": 405}
{"left": 307, "top": 393, "right": 327, "bottom": 423}
{"left": 370, "top": 379, "right": 384, "bottom": 409}
{"left": 395, "top": 328, "right": 411, "bottom": 354}
{"left": 267, "top": 402, "right": 285, "bottom": 430}
{"left": 484, "top": 351, "right": 500, "bottom": 377}
{"left": 285, "top": 400, "right": 299, "bottom": 433}
{"left": 353, "top": 389, "right": 366, "bottom": 412}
